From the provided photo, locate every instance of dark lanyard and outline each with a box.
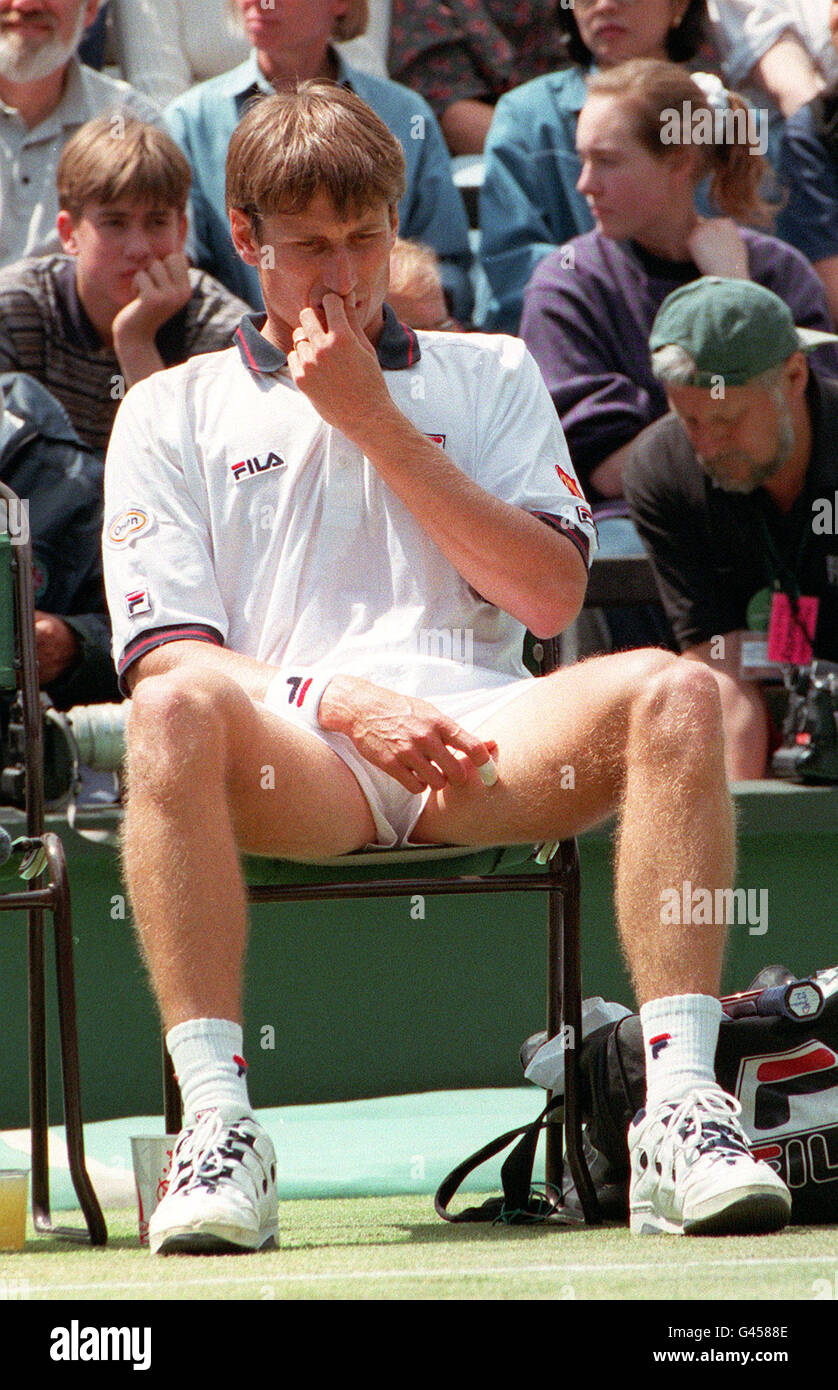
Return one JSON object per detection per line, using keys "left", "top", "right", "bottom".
{"left": 755, "top": 507, "right": 812, "bottom": 601}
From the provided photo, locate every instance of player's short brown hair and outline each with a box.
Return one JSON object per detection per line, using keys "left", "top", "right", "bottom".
{"left": 225, "top": 81, "right": 406, "bottom": 226}
{"left": 57, "top": 115, "right": 192, "bottom": 220}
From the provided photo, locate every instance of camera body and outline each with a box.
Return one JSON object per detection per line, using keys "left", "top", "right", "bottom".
{"left": 0, "top": 696, "right": 126, "bottom": 809}
{"left": 771, "top": 660, "right": 838, "bottom": 783}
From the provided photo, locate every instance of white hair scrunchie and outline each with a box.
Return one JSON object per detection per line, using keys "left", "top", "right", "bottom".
{"left": 690, "top": 71, "right": 730, "bottom": 111}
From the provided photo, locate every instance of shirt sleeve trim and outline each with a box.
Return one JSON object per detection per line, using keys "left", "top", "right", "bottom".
{"left": 532, "top": 510, "right": 594, "bottom": 570}
{"left": 117, "top": 624, "right": 224, "bottom": 694}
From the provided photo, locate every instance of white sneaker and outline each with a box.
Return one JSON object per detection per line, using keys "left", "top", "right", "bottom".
{"left": 149, "top": 1108, "right": 278, "bottom": 1255}
{"left": 628, "top": 1086, "right": 792, "bottom": 1236}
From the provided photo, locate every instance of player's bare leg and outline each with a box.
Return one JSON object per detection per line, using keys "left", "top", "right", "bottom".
{"left": 414, "top": 648, "right": 791, "bottom": 1234}
{"left": 123, "top": 665, "right": 381, "bottom": 1254}
{"left": 414, "top": 648, "right": 732, "bottom": 1000}
{"left": 122, "top": 665, "right": 377, "bottom": 1029}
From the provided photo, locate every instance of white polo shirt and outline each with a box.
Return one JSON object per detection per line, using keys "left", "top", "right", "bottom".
{"left": 103, "top": 309, "right": 596, "bottom": 698}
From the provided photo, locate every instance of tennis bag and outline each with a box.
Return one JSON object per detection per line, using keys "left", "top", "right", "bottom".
{"left": 435, "top": 966, "right": 838, "bottom": 1226}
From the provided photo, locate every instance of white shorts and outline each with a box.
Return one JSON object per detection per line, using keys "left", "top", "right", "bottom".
{"left": 266, "top": 678, "right": 536, "bottom": 849}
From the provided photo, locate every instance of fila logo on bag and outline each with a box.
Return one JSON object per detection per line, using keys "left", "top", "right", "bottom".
{"left": 230, "top": 451, "right": 286, "bottom": 484}
{"left": 736, "top": 1039, "right": 838, "bottom": 1190}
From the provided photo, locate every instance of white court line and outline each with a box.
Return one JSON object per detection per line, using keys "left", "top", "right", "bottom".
{"left": 24, "top": 1253, "right": 838, "bottom": 1296}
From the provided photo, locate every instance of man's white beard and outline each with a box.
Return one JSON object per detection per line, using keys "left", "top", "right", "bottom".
{"left": 0, "top": 4, "right": 88, "bottom": 84}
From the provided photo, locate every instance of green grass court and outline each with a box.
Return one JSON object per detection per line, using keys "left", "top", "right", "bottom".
{"left": 2, "top": 1089, "right": 836, "bottom": 1305}
{"left": 3, "top": 1200, "right": 837, "bottom": 1304}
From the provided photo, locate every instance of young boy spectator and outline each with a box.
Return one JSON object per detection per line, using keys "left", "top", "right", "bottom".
{"left": 0, "top": 115, "right": 248, "bottom": 455}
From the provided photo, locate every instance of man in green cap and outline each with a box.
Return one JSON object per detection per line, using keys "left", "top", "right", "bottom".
{"left": 624, "top": 276, "right": 838, "bottom": 779}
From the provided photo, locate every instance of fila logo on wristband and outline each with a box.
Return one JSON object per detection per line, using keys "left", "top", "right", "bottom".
{"left": 286, "top": 675, "right": 313, "bottom": 708}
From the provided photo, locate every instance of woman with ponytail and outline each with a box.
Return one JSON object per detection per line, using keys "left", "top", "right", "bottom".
{"left": 520, "top": 58, "right": 838, "bottom": 508}
{"left": 478, "top": 0, "right": 709, "bottom": 332}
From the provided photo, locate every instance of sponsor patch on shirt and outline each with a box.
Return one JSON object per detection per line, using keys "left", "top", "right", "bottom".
{"left": 555, "top": 463, "right": 584, "bottom": 500}
{"left": 230, "top": 451, "right": 286, "bottom": 483}
{"left": 124, "top": 587, "right": 152, "bottom": 617}
{"left": 106, "top": 507, "right": 154, "bottom": 548}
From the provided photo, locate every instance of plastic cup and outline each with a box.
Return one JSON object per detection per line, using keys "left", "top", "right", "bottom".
{"left": 0, "top": 1170, "right": 29, "bottom": 1251}
{"left": 130, "top": 1136, "right": 177, "bottom": 1247}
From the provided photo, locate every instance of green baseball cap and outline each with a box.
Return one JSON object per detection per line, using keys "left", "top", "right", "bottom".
{"left": 649, "top": 277, "right": 838, "bottom": 387}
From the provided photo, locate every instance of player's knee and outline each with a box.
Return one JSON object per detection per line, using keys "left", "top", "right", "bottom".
{"left": 126, "top": 670, "right": 230, "bottom": 786}
{"left": 633, "top": 655, "right": 723, "bottom": 756}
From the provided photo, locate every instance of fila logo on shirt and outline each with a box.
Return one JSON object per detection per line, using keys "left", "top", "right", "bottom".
{"left": 424, "top": 434, "right": 446, "bottom": 448}
{"left": 230, "top": 451, "right": 286, "bottom": 484}
{"left": 124, "top": 587, "right": 152, "bottom": 617}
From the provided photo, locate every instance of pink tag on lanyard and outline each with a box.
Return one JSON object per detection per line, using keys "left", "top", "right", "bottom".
{"left": 766, "top": 592, "right": 819, "bottom": 665}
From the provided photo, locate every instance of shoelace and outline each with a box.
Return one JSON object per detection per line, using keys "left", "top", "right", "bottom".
{"left": 657, "top": 1088, "right": 751, "bottom": 1171}
{"left": 171, "top": 1111, "right": 254, "bottom": 1194}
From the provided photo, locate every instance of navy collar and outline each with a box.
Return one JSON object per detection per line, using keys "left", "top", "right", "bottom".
{"left": 233, "top": 303, "right": 421, "bottom": 374}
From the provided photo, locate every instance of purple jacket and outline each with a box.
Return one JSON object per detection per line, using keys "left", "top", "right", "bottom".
{"left": 520, "top": 229, "right": 838, "bottom": 499}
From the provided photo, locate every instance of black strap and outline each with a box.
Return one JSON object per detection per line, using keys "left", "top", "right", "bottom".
{"left": 434, "top": 1094, "right": 565, "bottom": 1224}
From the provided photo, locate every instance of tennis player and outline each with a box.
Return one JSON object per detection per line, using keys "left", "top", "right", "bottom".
{"left": 103, "top": 82, "right": 791, "bottom": 1253}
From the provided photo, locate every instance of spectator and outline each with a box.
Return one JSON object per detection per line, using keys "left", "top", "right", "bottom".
{"left": 624, "top": 278, "right": 838, "bottom": 777}
{"left": 774, "top": 1, "right": 838, "bottom": 327}
{"left": 0, "top": 0, "right": 161, "bottom": 266}
{"left": 520, "top": 60, "right": 838, "bottom": 512}
{"left": 388, "top": 0, "right": 570, "bottom": 155}
{"left": 387, "top": 237, "right": 461, "bottom": 330}
{"left": 110, "top": 0, "right": 385, "bottom": 111}
{"left": 166, "top": 0, "right": 474, "bottom": 322}
{"left": 707, "top": 0, "right": 835, "bottom": 119}
{"left": 0, "top": 372, "right": 118, "bottom": 707}
{"left": 0, "top": 115, "right": 249, "bottom": 455}
{"left": 478, "top": 0, "right": 708, "bottom": 332}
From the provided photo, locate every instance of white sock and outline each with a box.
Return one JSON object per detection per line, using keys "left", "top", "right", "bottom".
{"left": 639, "top": 994, "right": 722, "bottom": 1111}
{"left": 167, "top": 1018, "right": 253, "bottom": 1125}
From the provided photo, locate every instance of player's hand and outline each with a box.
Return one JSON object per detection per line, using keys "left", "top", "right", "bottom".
{"left": 687, "top": 218, "right": 749, "bottom": 279}
{"left": 287, "top": 294, "right": 396, "bottom": 441}
{"left": 318, "top": 674, "right": 499, "bottom": 795}
{"left": 112, "top": 252, "right": 193, "bottom": 345}
{"left": 34, "top": 611, "right": 79, "bottom": 684}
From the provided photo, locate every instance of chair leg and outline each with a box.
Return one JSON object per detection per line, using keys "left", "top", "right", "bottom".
{"left": 46, "top": 835, "right": 107, "bottom": 1245}
{"left": 27, "top": 838, "right": 107, "bottom": 1244}
{"left": 548, "top": 842, "right": 601, "bottom": 1224}
{"left": 28, "top": 902, "right": 50, "bottom": 1234}
{"left": 163, "top": 1038, "right": 182, "bottom": 1135}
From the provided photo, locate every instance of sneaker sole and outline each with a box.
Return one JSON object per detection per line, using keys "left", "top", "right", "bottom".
{"left": 151, "top": 1223, "right": 278, "bottom": 1256}
{"left": 630, "top": 1188, "right": 791, "bottom": 1237}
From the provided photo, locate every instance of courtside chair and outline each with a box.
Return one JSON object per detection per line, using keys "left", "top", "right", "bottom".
{"left": 161, "top": 636, "right": 603, "bottom": 1226}
{"left": 0, "top": 481, "right": 107, "bottom": 1246}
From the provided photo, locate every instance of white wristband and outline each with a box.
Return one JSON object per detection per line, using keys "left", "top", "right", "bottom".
{"left": 264, "top": 669, "right": 333, "bottom": 730}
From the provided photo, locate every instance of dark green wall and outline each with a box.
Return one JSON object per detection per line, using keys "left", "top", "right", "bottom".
{"left": 1, "top": 783, "right": 836, "bottom": 1128}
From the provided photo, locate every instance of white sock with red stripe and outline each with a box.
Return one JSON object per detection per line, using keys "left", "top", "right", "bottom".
{"left": 639, "top": 994, "right": 722, "bottom": 1111}
{"left": 166, "top": 1018, "right": 253, "bottom": 1125}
